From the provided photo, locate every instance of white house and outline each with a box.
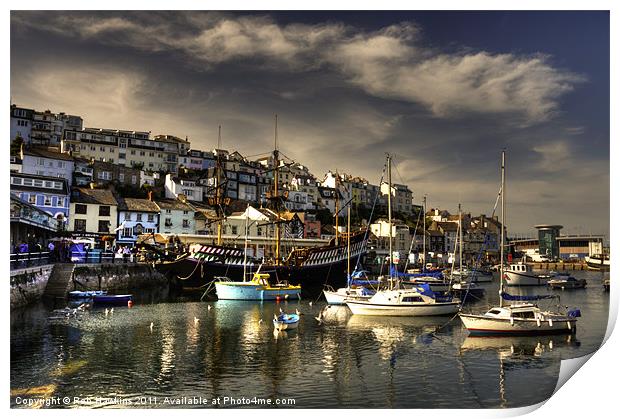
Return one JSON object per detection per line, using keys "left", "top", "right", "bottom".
{"left": 21, "top": 147, "right": 75, "bottom": 186}
{"left": 164, "top": 173, "right": 204, "bottom": 202}
{"left": 156, "top": 198, "right": 195, "bottom": 235}
{"left": 116, "top": 197, "right": 160, "bottom": 247}
{"left": 285, "top": 190, "right": 311, "bottom": 211}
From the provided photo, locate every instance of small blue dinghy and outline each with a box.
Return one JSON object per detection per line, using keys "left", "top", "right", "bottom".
{"left": 68, "top": 290, "right": 108, "bottom": 299}
{"left": 273, "top": 313, "right": 300, "bottom": 331}
{"left": 93, "top": 294, "right": 133, "bottom": 306}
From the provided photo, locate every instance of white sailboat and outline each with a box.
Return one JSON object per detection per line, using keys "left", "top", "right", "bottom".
{"left": 346, "top": 154, "right": 461, "bottom": 317}
{"left": 459, "top": 151, "right": 579, "bottom": 335}
{"left": 323, "top": 206, "right": 374, "bottom": 304}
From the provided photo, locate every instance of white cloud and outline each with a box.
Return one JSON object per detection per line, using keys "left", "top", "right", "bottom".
{"left": 12, "top": 13, "right": 585, "bottom": 124}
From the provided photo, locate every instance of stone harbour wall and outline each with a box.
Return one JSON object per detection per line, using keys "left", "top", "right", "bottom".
{"left": 71, "top": 263, "right": 168, "bottom": 292}
{"left": 10, "top": 265, "right": 54, "bottom": 310}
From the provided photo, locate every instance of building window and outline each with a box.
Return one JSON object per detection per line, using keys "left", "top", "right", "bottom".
{"left": 11, "top": 177, "right": 22, "bottom": 185}
{"left": 99, "top": 206, "right": 110, "bottom": 216}
{"left": 136, "top": 213, "right": 142, "bottom": 222}
{"left": 74, "top": 204, "right": 87, "bottom": 214}
{"left": 183, "top": 210, "right": 189, "bottom": 215}
{"left": 74, "top": 219, "right": 86, "bottom": 232}
{"left": 165, "top": 218, "right": 172, "bottom": 227}
{"left": 182, "top": 219, "right": 190, "bottom": 228}
{"left": 119, "top": 173, "right": 124, "bottom": 182}
{"left": 122, "top": 227, "right": 133, "bottom": 237}
{"left": 98, "top": 220, "right": 109, "bottom": 233}
{"left": 147, "top": 214, "right": 154, "bottom": 222}
{"left": 57, "top": 197, "right": 65, "bottom": 207}
{"left": 165, "top": 209, "right": 172, "bottom": 214}
{"left": 232, "top": 226, "right": 238, "bottom": 235}
{"left": 131, "top": 175, "right": 137, "bottom": 184}
{"left": 124, "top": 212, "right": 131, "bottom": 221}
{"left": 44, "top": 196, "right": 52, "bottom": 206}
{"left": 28, "top": 194, "right": 36, "bottom": 204}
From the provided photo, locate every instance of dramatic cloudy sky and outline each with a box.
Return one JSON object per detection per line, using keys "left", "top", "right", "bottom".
{"left": 10, "top": 11, "right": 609, "bottom": 237}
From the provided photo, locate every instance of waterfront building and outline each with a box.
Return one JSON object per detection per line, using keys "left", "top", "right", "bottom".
{"left": 511, "top": 232, "right": 606, "bottom": 260}
{"left": 238, "top": 170, "right": 258, "bottom": 202}
{"left": 316, "top": 186, "right": 342, "bottom": 214}
{"left": 10, "top": 195, "right": 60, "bottom": 248}
{"left": 192, "top": 204, "right": 218, "bottom": 235}
{"left": 290, "top": 174, "right": 319, "bottom": 209}
{"left": 183, "top": 149, "right": 205, "bottom": 171}
{"left": 535, "top": 224, "right": 563, "bottom": 260}
{"left": 10, "top": 172, "right": 70, "bottom": 228}
{"left": 140, "top": 170, "right": 160, "bottom": 187}
{"left": 20, "top": 147, "right": 75, "bottom": 186}
{"left": 164, "top": 174, "right": 204, "bottom": 202}
{"left": 156, "top": 198, "right": 195, "bottom": 235}
{"left": 321, "top": 171, "right": 353, "bottom": 205}
{"left": 116, "top": 197, "right": 160, "bottom": 247}
{"left": 380, "top": 182, "right": 413, "bottom": 215}
{"left": 10, "top": 155, "right": 22, "bottom": 173}
{"left": 285, "top": 190, "right": 311, "bottom": 211}
{"left": 73, "top": 157, "right": 95, "bottom": 186}
{"left": 10, "top": 105, "right": 34, "bottom": 143}
{"left": 91, "top": 160, "right": 142, "bottom": 187}
{"left": 201, "top": 150, "right": 216, "bottom": 170}
{"left": 70, "top": 187, "right": 118, "bottom": 240}
{"left": 369, "top": 218, "right": 413, "bottom": 264}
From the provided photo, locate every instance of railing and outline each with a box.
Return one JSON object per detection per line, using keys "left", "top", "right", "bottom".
{"left": 68, "top": 250, "right": 136, "bottom": 264}
{"left": 10, "top": 251, "right": 52, "bottom": 270}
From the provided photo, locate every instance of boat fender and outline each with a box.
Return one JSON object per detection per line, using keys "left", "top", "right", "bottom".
{"left": 548, "top": 319, "right": 553, "bottom": 327}
{"left": 566, "top": 321, "right": 572, "bottom": 330}
{"left": 510, "top": 317, "right": 514, "bottom": 326}
{"left": 536, "top": 318, "right": 541, "bottom": 327}
{"left": 128, "top": 300, "right": 133, "bottom": 308}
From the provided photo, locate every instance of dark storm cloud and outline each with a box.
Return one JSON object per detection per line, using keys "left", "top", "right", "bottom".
{"left": 10, "top": 11, "right": 609, "bottom": 236}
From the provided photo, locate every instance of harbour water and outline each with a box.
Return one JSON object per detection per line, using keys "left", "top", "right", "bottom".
{"left": 11, "top": 270, "right": 610, "bottom": 409}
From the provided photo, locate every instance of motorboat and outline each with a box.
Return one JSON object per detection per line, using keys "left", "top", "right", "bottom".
{"left": 585, "top": 254, "right": 610, "bottom": 271}
{"left": 450, "top": 281, "right": 486, "bottom": 300}
{"left": 68, "top": 290, "right": 107, "bottom": 299}
{"left": 504, "top": 261, "right": 555, "bottom": 286}
{"left": 92, "top": 294, "right": 133, "bottom": 305}
{"left": 214, "top": 273, "right": 301, "bottom": 301}
{"left": 460, "top": 303, "right": 578, "bottom": 335}
{"left": 548, "top": 276, "right": 587, "bottom": 290}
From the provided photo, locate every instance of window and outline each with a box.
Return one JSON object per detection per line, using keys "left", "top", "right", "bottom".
{"left": 33, "top": 180, "right": 43, "bottom": 187}
{"left": 11, "top": 177, "right": 22, "bottom": 185}
{"left": 75, "top": 204, "right": 87, "bottom": 214}
{"left": 45, "top": 181, "right": 53, "bottom": 188}
{"left": 57, "top": 161, "right": 65, "bottom": 169}
{"left": 147, "top": 214, "right": 154, "bottom": 222}
{"left": 124, "top": 212, "right": 131, "bottom": 221}
{"left": 136, "top": 213, "right": 142, "bottom": 221}
{"left": 98, "top": 171, "right": 112, "bottom": 181}
{"left": 257, "top": 227, "right": 262, "bottom": 236}
{"left": 74, "top": 219, "right": 86, "bottom": 232}
{"left": 44, "top": 196, "right": 52, "bottom": 206}
{"left": 122, "top": 227, "right": 133, "bottom": 237}
{"left": 130, "top": 150, "right": 136, "bottom": 155}
{"left": 98, "top": 220, "right": 109, "bottom": 233}
{"left": 99, "top": 206, "right": 110, "bottom": 216}
{"left": 57, "top": 197, "right": 65, "bottom": 207}
{"left": 131, "top": 175, "right": 137, "bottom": 184}
{"left": 36, "top": 158, "right": 44, "bottom": 166}
{"left": 232, "top": 226, "right": 238, "bottom": 235}
{"left": 100, "top": 147, "right": 105, "bottom": 152}
{"left": 165, "top": 218, "right": 172, "bottom": 227}
{"left": 140, "top": 151, "right": 145, "bottom": 156}
{"left": 183, "top": 210, "right": 189, "bottom": 215}
{"left": 119, "top": 153, "right": 126, "bottom": 159}
{"left": 119, "top": 173, "right": 125, "bottom": 182}
{"left": 165, "top": 209, "right": 172, "bottom": 214}
{"left": 149, "top": 152, "right": 154, "bottom": 157}
{"left": 28, "top": 194, "right": 36, "bottom": 204}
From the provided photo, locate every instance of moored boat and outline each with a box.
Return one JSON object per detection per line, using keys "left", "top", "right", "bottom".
{"left": 93, "top": 294, "right": 133, "bottom": 305}
{"left": 346, "top": 286, "right": 461, "bottom": 316}
{"left": 273, "top": 312, "right": 300, "bottom": 331}
{"left": 214, "top": 273, "right": 301, "bottom": 301}
{"left": 504, "top": 261, "right": 555, "bottom": 286}
{"left": 548, "top": 276, "right": 587, "bottom": 290}
{"left": 68, "top": 290, "right": 107, "bottom": 299}
{"left": 585, "top": 254, "right": 610, "bottom": 271}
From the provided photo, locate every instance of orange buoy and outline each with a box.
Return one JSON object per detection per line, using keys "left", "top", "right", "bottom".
{"left": 276, "top": 296, "right": 281, "bottom": 302}
{"left": 128, "top": 300, "right": 134, "bottom": 308}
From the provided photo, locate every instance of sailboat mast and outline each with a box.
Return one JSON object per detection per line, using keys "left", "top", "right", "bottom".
{"left": 459, "top": 203, "right": 463, "bottom": 273}
{"left": 216, "top": 125, "right": 223, "bottom": 245}
{"left": 243, "top": 204, "right": 249, "bottom": 281}
{"left": 387, "top": 154, "right": 393, "bottom": 289}
{"left": 335, "top": 173, "right": 339, "bottom": 246}
{"left": 274, "top": 114, "right": 281, "bottom": 266}
{"left": 347, "top": 205, "right": 351, "bottom": 277}
{"left": 500, "top": 150, "right": 505, "bottom": 308}
{"left": 423, "top": 195, "right": 426, "bottom": 269}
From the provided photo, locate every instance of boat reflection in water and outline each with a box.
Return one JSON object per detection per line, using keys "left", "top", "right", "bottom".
{"left": 460, "top": 334, "right": 580, "bottom": 407}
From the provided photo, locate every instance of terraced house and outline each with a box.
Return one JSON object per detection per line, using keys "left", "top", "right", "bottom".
{"left": 10, "top": 172, "right": 70, "bottom": 229}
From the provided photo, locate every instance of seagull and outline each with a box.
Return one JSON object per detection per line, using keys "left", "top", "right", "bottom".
{"left": 207, "top": 305, "right": 212, "bottom": 311}
{"left": 258, "top": 318, "right": 263, "bottom": 325}
{"left": 279, "top": 307, "right": 283, "bottom": 314}
{"left": 105, "top": 308, "right": 109, "bottom": 316}
{"left": 149, "top": 322, "right": 154, "bottom": 332}
{"left": 295, "top": 309, "right": 301, "bottom": 316}
{"left": 110, "top": 308, "right": 114, "bottom": 315}
{"left": 194, "top": 317, "right": 200, "bottom": 324}
{"left": 309, "top": 301, "right": 313, "bottom": 307}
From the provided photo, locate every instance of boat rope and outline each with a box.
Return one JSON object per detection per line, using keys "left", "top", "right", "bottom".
{"left": 403, "top": 208, "right": 423, "bottom": 273}
{"left": 176, "top": 258, "right": 203, "bottom": 281}
{"left": 354, "top": 163, "right": 386, "bottom": 271}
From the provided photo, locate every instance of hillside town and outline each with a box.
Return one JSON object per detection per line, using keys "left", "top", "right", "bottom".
{"left": 8, "top": 103, "right": 534, "bottom": 267}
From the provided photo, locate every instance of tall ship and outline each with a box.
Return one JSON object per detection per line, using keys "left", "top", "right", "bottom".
{"left": 155, "top": 117, "right": 368, "bottom": 293}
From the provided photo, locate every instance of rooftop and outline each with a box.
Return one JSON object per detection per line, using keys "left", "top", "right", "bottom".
{"left": 72, "top": 187, "right": 118, "bottom": 206}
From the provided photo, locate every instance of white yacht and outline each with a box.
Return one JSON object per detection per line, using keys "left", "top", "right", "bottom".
{"left": 459, "top": 304, "right": 577, "bottom": 335}
{"left": 346, "top": 287, "right": 460, "bottom": 316}
{"left": 504, "top": 261, "right": 556, "bottom": 286}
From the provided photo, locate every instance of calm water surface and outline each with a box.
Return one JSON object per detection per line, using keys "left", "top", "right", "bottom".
{"left": 11, "top": 271, "right": 610, "bottom": 408}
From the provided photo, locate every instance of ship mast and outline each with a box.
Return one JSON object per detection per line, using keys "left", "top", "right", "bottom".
{"left": 500, "top": 150, "right": 505, "bottom": 308}
{"left": 422, "top": 195, "right": 426, "bottom": 269}
{"left": 459, "top": 203, "right": 463, "bottom": 275}
{"left": 334, "top": 172, "right": 339, "bottom": 246}
{"left": 387, "top": 154, "right": 393, "bottom": 289}
{"left": 216, "top": 125, "right": 223, "bottom": 245}
{"left": 347, "top": 205, "right": 351, "bottom": 281}
{"left": 273, "top": 114, "right": 281, "bottom": 266}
